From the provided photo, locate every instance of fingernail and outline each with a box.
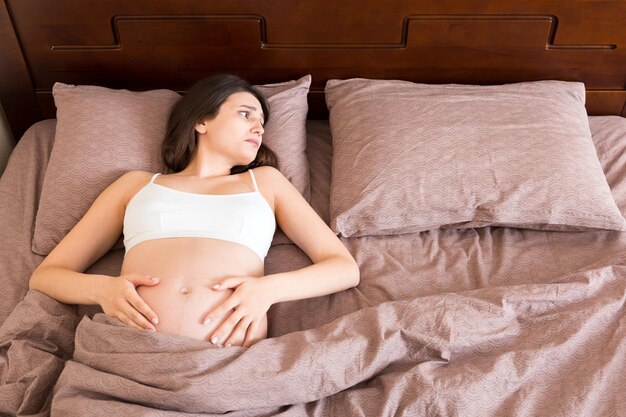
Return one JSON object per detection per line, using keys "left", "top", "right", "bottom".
{"left": 226, "top": 342, "right": 232, "bottom": 347}
{"left": 152, "top": 318, "right": 159, "bottom": 325}
{"left": 203, "top": 317, "right": 211, "bottom": 325}
{"left": 212, "top": 284, "right": 220, "bottom": 289}
{"left": 211, "top": 336, "right": 220, "bottom": 344}
{"left": 151, "top": 277, "right": 160, "bottom": 282}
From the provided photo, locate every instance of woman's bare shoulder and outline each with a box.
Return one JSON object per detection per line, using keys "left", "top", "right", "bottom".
{"left": 112, "top": 170, "right": 158, "bottom": 204}
{"left": 112, "top": 170, "right": 154, "bottom": 189}
{"left": 252, "top": 165, "right": 285, "bottom": 184}
{"left": 118, "top": 170, "right": 156, "bottom": 183}
{"left": 251, "top": 165, "right": 303, "bottom": 204}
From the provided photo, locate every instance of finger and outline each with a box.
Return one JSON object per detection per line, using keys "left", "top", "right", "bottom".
{"left": 203, "top": 296, "right": 239, "bottom": 325}
{"left": 223, "top": 317, "right": 251, "bottom": 347}
{"left": 243, "top": 320, "right": 261, "bottom": 347}
{"left": 212, "top": 277, "right": 245, "bottom": 290}
{"left": 127, "top": 292, "right": 159, "bottom": 326}
{"left": 116, "top": 312, "right": 144, "bottom": 331}
{"left": 127, "top": 274, "right": 160, "bottom": 287}
{"left": 210, "top": 311, "right": 244, "bottom": 346}
{"left": 124, "top": 301, "right": 157, "bottom": 331}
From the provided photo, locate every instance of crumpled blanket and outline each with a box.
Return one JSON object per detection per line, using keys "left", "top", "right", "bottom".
{"left": 2, "top": 265, "right": 626, "bottom": 417}
{"left": 0, "top": 292, "right": 79, "bottom": 417}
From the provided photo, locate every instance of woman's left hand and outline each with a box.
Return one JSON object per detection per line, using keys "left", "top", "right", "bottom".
{"left": 203, "top": 276, "right": 274, "bottom": 347}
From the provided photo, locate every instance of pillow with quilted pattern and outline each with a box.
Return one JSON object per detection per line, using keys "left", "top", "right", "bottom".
{"left": 32, "top": 76, "right": 311, "bottom": 255}
{"left": 325, "top": 78, "right": 626, "bottom": 237}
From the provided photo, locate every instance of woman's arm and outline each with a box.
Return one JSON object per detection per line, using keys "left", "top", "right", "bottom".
{"left": 259, "top": 165, "right": 360, "bottom": 301}
{"left": 205, "top": 166, "right": 360, "bottom": 346}
{"left": 29, "top": 171, "right": 160, "bottom": 330}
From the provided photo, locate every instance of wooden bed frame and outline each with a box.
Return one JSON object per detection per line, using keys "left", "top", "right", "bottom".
{"left": 1, "top": 0, "right": 625, "bottom": 142}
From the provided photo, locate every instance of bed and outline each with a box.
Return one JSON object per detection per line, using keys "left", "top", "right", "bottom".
{"left": 1, "top": 1, "right": 626, "bottom": 416}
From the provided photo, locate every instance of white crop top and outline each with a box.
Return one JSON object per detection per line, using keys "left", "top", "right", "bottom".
{"left": 123, "top": 169, "right": 276, "bottom": 262}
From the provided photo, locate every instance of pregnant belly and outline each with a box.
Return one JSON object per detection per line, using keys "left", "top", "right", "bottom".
{"left": 122, "top": 237, "right": 268, "bottom": 343}
{"left": 136, "top": 282, "right": 270, "bottom": 341}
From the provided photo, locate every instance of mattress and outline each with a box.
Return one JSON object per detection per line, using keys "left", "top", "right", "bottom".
{"left": 1, "top": 117, "right": 625, "bottom": 416}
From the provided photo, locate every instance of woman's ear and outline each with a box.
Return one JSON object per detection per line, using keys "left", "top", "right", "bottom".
{"left": 195, "top": 121, "right": 208, "bottom": 134}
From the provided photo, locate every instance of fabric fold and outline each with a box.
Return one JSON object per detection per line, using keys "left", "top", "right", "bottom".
{"left": 49, "top": 265, "right": 626, "bottom": 416}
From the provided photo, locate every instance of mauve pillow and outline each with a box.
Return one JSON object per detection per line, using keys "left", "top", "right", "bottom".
{"left": 589, "top": 116, "right": 626, "bottom": 217}
{"left": 32, "top": 75, "right": 311, "bottom": 255}
{"left": 325, "top": 78, "right": 626, "bottom": 237}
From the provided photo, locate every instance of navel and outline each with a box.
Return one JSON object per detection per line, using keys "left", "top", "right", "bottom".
{"left": 179, "top": 286, "right": 190, "bottom": 295}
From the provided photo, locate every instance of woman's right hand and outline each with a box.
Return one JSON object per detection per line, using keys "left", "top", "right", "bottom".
{"left": 96, "top": 274, "right": 160, "bottom": 331}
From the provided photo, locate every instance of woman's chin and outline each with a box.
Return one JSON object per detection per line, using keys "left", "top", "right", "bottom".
{"left": 242, "top": 154, "right": 258, "bottom": 166}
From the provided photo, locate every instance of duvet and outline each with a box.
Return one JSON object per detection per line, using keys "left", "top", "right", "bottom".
{"left": 1, "top": 118, "right": 626, "bottom": 416}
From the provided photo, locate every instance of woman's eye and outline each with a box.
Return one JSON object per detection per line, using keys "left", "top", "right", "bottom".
{"left": 239, "top": 111, "right": 249, "bottom": 118}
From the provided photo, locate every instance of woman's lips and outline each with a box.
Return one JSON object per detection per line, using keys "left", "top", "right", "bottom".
{"left": 246, "top": 139, "right": 259, "bottom": 147}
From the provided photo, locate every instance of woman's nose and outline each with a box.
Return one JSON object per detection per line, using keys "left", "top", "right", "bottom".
{"left": 252, "top": 119, "right": 264, "bottom": 135}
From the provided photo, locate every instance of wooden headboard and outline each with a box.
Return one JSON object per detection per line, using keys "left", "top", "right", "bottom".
{"left": 1, "top": 0, "right": 625, "bottom": 141}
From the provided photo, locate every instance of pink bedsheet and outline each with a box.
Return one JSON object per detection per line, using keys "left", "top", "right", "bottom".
{"left": 1, "top": 117, "right": 626, "bottom": 416}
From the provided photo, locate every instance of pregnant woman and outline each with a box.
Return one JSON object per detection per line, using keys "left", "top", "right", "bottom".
{"left": 29, "top": 74, "right": 360, "bottom": 348}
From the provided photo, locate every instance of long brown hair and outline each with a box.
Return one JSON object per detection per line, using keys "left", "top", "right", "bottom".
{"left": 162, "top": 74, "right": 278, "bottom": 174}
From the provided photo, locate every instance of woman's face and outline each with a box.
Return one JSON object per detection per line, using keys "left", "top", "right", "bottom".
{"left": 195, "top": 92, "right": 265, "bottom": 166}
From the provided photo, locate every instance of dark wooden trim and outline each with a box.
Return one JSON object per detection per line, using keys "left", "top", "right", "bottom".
{"left": 586, "top": 91, "right": 626, "bottom": 117}
{"left": 0, "top": 0, "right": 40, "bottom": 141}
{"left": 2, "top": 1, "right": 626, "bottom": 141}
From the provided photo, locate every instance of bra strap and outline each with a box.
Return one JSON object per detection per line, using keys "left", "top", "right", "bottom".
{"left": 150, "top": 173, "right": 161, "bottom": 183}
{"left": 248, "top": 169, "right": 259, "bottom": 192}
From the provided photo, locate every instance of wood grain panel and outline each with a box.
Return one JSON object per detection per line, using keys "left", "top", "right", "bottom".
{"left": 29, "top": 15, "right": 626, "bottom": 87}
{"left": 0, "top": 0, "right": 40, "bottom": 140}
{"left": 2, "top": 0, "right": 626, "bottom": 140}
